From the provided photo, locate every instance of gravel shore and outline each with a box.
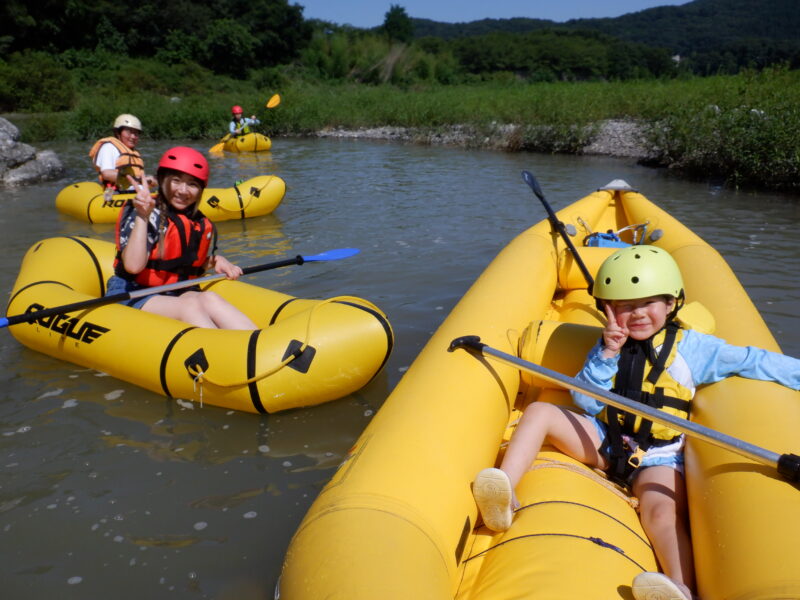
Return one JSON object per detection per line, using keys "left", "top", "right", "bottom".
{"left": 315, "top": 118, "right": 655, "bottom": 161}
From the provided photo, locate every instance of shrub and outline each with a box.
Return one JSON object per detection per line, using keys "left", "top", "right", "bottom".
{"left": 0, "top": 51, "right": 74, "bottom": 112}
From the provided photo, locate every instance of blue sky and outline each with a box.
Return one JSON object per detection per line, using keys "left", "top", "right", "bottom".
{"left": 295, "top": 1, "right": 691, "bottom": 28}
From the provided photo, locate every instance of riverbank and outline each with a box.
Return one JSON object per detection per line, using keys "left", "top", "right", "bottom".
{"left": 7, "top": 69, "right": 800, "bottom": 192}
{"left": 314, "top": 118, "right": 652, "bottom": 160}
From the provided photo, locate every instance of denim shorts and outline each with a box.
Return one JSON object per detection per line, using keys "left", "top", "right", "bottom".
{"left": 584, "top": 414, "right": 686, "bottom": 475}
{"left": 105, "top": 275, "right": 158, "bottom": 309}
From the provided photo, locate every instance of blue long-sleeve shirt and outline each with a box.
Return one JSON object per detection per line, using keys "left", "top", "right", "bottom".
{"left": 229, "top": 117, "right": 260, "bottom": 135}
{"left": 571, "top": 329, "right": 800, "bottom": 416}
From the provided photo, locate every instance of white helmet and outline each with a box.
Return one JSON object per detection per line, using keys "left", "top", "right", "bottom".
{"left": 113, "top": 114, "right": 142, "bottom": 131}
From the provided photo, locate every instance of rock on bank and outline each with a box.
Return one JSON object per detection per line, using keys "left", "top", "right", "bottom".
{"left": 0, "top": 117, "right": 64, "bottom": 186}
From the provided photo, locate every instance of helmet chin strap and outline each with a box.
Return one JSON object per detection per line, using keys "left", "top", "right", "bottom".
{"left": 668, "top": 291, "right": 686, "bottom": 321}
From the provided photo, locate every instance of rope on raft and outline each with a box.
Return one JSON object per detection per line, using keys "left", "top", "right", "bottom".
{"left": 185, "top": 295, "right": 361, "bottom": 399}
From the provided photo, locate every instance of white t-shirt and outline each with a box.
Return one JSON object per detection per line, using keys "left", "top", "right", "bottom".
{"left": 94, "top": 142, "right": 121, "bottom": 172}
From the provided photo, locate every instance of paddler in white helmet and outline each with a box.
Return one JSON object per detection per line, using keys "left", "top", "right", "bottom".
{"left": 88, "top": 113, "right": 157, "bottom": 192}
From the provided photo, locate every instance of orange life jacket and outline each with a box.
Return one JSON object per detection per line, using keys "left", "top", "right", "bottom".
{"left": 114, "top": 203, "right": 216, "bottom": 287}
{"left": 88, "top": 137, "right": 145, "bottom": 188}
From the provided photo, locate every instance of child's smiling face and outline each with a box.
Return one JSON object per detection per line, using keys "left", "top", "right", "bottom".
{"left": 608, "top": 295, "right": 676, "bottom": 340}
{"left": 164, "top": 172, "right": 203, "bottom": 211}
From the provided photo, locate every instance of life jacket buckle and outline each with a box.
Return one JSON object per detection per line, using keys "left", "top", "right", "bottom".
{"left": 625, "top": 439, "right": 647, "bottom": 469}
{"left": 628, "top": 446, "right": 647, "bottom": 469}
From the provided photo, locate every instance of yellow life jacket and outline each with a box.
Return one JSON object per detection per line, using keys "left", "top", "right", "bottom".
{"left": 601, "top": 322, "right": 693, "bottom": 483}
{"left": 88, "top": 137, "right": 145, "bottom": 188}
{"left": 231, "top": 119, "right": 251, "bottom": 135}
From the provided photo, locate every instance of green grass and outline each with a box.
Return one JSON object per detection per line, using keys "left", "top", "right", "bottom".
{"left": 12, "top": 67, "right": 800, "bottom": 191}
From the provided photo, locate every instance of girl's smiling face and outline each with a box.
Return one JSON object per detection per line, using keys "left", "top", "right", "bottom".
{"left": 164, "top": 172, "right": 203, "bottom": 211}
{"left": 608, "top": 295, "right": 675, "bottom": 340}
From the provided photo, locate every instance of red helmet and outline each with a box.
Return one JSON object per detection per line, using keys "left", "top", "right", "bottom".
{"left": 231, "top": 105, "right": 243, "bottom": 115}
{"left": 157, "top": 146, "right": 209, "bottom": 186}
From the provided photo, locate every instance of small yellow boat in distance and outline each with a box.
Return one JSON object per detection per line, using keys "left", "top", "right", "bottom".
{"left": 55, "top": 175, "right": 285, "bottom": 224}
{"left": 6, "top": 236, "right": 394, "bottom": 414}
{"left": 223, "top": 132, "right": 272, "bottom": 153}
{"left": 278, "top": 180, "right": 800, "bottom": 599}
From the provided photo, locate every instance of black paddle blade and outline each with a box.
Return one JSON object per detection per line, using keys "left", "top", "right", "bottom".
{"left": 521, "top": 170, "right": 544, "bottom": 200}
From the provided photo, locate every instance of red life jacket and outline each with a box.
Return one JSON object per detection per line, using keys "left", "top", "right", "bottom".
{"left": 114, "top": 203, "right": 216, "bottom": 287}
{"left": 88, "top": 137, "right": 145, "bottom": 188}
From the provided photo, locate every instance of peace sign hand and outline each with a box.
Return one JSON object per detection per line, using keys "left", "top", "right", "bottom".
{"left": 127, "top": 173, "right": 155, "bottom": 219}
{"left": 601, "top": 302, "right": 628, "bottom": 358}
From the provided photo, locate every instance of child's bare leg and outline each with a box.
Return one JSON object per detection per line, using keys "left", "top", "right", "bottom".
{"left": 500, "top": 402, "right": 607, "bottom": 487}
{"left": 633, "top": 466, "right": 695, "bottom": 599}
{"left": 474, "top": 402, "right": 606, "bottom": 531}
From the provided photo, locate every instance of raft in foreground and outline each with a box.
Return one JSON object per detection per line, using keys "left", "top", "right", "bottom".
{"left": 6, "top": 236, "right": 393, "bottom": 414}
{"left": 278, "top": 181, "right": 800, "bottom": 598}
{"left": 55, "top": 175, "right": 285, "bottom": 223}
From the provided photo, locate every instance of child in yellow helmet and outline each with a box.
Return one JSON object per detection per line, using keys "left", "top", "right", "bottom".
{"left": 472, "top": 245, "right": 800, "bottom": 600}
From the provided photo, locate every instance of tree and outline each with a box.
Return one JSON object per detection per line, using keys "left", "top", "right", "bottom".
{"left": 383, "top": 4, "right": 413, "bottom": 44}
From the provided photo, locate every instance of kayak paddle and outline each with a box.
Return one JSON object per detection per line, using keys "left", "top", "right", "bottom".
{"left": 522, "top": 170, "right": 594, "bottom": 290}
{"left": 449, "top": 335, "right": 800, "bottom": 483}
{"left": 1, "top": 248, "right": 360, "bottom": 329}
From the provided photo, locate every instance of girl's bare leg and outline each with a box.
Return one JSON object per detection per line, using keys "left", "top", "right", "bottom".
{"left": 632, "top": 466, "right": 695, "bottom": 599}
{"left": 474, "top": 402, "right": 607, "bottom": 531}
{"left": 141, "top": 291, "right": 256, "bottom": 329}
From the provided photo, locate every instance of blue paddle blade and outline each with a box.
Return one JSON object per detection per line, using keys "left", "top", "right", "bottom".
{"left": 302, "top": 248, "right": 360, "bottom": 262}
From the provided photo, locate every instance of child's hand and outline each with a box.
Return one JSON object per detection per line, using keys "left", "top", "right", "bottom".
{"left": 128, "top": 173, "right": 154, "bottom": 218}
{"left": 602, "top": 302, "right": 628, "bottom": 357}
{"left": 212, "top": 255, "right": 243, "bottom": 280}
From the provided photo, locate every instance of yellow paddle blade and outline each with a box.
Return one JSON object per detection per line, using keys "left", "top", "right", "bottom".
{"left": 266, "top": 94, "right": 281, "bottom": 108}
{"left": 210, "top": 133, "right": 232, "bottom": 153}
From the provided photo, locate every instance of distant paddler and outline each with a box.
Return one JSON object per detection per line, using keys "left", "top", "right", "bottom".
{"left": 88, "top": 114, "right": 156, "bottom": 194}
{"left": 229, "top": 105, "right": 260, "bottom": 136}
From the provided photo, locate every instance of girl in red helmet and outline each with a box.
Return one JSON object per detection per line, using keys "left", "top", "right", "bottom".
{"left": 106, "top": 146, "right": 257, "bottom": 329}
{"left": 229, "top": 105, "right": 260, "bottom": 136}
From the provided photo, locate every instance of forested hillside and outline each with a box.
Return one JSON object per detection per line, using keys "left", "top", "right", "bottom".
{"left": 412, "top": 0, "right": 800, "bottom": 74}
{"left": 1, "top": 0, "right": 798, "bottom": 112}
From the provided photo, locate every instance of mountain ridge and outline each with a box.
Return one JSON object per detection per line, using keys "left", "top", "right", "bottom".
{"left": 410, "top": 0, "right": 800, "bottom": 55}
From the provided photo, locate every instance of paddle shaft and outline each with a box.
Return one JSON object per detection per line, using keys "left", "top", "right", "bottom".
{"left": 2, "top": 255, "right": 310, "bottom": 329}
{"left": 521, "top": 171, "right": 594, "bottom": 288}
{"left": 449, "top": 335, "right": 800, "bottom": 482}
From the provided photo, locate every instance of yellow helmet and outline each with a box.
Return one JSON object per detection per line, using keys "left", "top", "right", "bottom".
{"left": 593, "top": 246, "right": 684, "bottom": 301}
{"left": 113, "top": 114, "right": 142, "bottom": 131}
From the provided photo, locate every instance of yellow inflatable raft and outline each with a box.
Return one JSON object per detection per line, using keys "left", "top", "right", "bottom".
{"left": 55, "top": 175, "right": 285, "bottom": 224}
{"left": 224, "top": 132, "right": 272, "bottom": 152}
{"left": 278, "top": 181, "right": 800, "bottom": 599}
{"left": 6, "top": 236, "right": 393, "bottom": 414}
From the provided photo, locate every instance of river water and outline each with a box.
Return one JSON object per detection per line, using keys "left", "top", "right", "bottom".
{"left": 1, "top": 137, "right": 798, "bottom": 599}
